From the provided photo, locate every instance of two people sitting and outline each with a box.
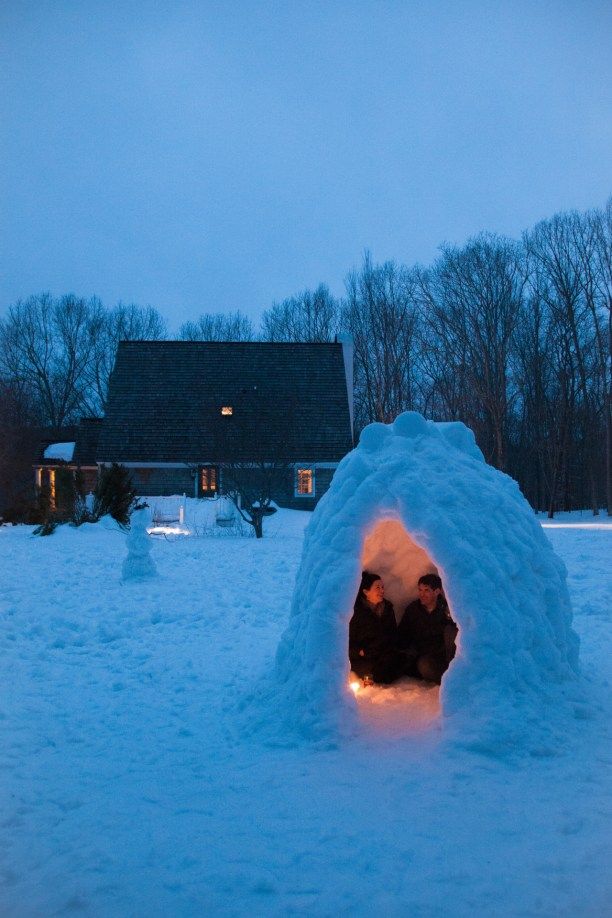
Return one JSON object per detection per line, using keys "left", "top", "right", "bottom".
{"left": 349, "top": 570, "right": 458, "bottom": 686}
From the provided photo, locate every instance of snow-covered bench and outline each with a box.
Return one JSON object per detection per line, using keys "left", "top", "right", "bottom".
{"left": 215, "top": 495, "right": 237, "bottom": 528}
{"left": 151, "top": 496, "right": 186, "bottom": 527}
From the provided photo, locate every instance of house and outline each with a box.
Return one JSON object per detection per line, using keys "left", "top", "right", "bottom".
{"left": 95, "top": 339, "right": 354, "bottom": 509}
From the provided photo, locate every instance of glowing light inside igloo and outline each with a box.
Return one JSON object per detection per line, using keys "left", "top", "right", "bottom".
{"left": 361, "top": 518, "right": 439, "bottom": 613}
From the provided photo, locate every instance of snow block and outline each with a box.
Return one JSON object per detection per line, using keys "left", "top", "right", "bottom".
{"left": 271, "top": 411, "right": 580, "bottom": 752}
{"left": 359, "top": 422, "right": 390, "bottom": 453}
{"left": 392, "top": 410, "right": 429, "bottom": 440}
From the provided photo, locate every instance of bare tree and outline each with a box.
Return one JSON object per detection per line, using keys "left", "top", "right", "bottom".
{"left": 260, "top": 284, "right": 339, "bottom": 342}
{"left": 418, "top": 235, "right": 525, "bottom": 470}
{"left": 221, "top": 463, "right": 286, "bottom": 538}
{"left": 86, "top": 302, "right": 167, "bottom": 414}
{"left": 0, "top": 370, "right": 43, "bottom": 519}
{"left": 0, "top": 293, "right": 105, "bottom": 426}
{"left": 512, "top": 272, "right": 579, "bottom": 516}
{"left": 588, "top": 198, "right": 612, "bottom": 514}
{"left": 342, "top": 254, "right": 420, "bottom": 430}
{"left": 179, "top": 311, "right": 253, "bottom": 342}
{"left": 525, "top": 213, "right": 604, "bottom": 513}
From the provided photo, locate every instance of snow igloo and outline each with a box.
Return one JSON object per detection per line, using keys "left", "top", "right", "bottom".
{"left": 273, "top": 412, "right": 580, "bottom": 751}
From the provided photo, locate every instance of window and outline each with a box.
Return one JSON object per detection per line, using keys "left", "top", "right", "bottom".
{"left": 296, "top": 468, "right": 314, "bottom": 497}
{"left": 221, "top": 406, "right": 233, "bottom": 416}
{"left": 49, "top": 468, "right": 57, "bottom": 511}
{"left": 199, "top": 466, "right": 218, "bottom": 496}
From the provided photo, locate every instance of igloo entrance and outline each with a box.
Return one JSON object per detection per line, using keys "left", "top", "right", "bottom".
{"left": 350, "top": 518, "right": 450, "bottom": 730}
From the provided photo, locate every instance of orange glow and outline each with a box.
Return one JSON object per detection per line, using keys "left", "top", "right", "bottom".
{"left": 201, "top": 467, "right": 217, "bottom": 493}
{"left": 297, "top": 469, "right": 313, "bottom": 495}
{"left": 221, "top": 406, "right": 233, "bottom": 416}
{"left": 349, "top": 679, "right": 361, "bottom": 695}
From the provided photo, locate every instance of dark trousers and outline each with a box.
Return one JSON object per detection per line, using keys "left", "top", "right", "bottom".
{"left": 411, "top": 624, "right": 458, "bottom": 685}
{"left": 352, "top": 624, "right": 458, "bottom": 686}
{"left": 351, "top": 651, "right": 406, "bottom": 685}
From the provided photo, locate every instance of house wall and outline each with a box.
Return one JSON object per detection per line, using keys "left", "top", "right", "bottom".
{"left": 129, "top": 466, "right": 195, "bottom": 497}
{"left": 273, "top": 467, "right": 336, "bottom": 510}
{"left": 125, "top": 464, "right": 337, "bottom": 508}
{"left": 33, "top": 465, "right": 98, "bottom": 511}
{"left": 219, "top": 466, "right": 336, "bottom": 510}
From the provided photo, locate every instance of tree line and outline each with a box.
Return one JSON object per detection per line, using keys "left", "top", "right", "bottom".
{"left": 1, "top": 199, "right": 610, "bottom": 516}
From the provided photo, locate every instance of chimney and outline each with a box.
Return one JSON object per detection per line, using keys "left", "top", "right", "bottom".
{"left": 337, "top": 333, "right": 354, "bottom": 444}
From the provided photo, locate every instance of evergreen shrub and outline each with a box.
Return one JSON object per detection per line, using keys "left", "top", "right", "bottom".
{"left": 92, "top": 463, "right": 138, "bottom": 528}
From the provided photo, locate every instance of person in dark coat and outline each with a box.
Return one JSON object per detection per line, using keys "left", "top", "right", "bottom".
{"left": 397, "top": 573, "right": 458, "bottom": 684}
{"left": 349, "top": 571, "right": 405, "bottom": 685}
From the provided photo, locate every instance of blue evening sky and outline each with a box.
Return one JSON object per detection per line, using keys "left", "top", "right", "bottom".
{"left": 1, "top": 1, "right": 610, "bottom": 331}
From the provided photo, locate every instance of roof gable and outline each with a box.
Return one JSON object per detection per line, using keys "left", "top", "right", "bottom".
{"left": 97, "top": 341, "right": 353, "bottom": 463}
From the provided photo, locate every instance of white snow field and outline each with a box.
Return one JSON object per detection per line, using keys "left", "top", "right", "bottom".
{"left": 1, "top": 505, "right": 610, "bottom": 916}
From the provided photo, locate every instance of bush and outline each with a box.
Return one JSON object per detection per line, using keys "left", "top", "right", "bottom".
{"left": 32, "top": 519, "right": 60, "bottom": 536}
{"left": 2, "top": 490, "right": 45, "bottom": 524}
{"left": 71, "top": 493, "right": 92, "bottom": 527}
{"left": 92, "top": 463, "right": 138, "bottom": 528}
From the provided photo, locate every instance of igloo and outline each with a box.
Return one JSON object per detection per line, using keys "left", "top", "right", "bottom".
{"left": 273, "top": 412, "right": 580, "bottom": 752}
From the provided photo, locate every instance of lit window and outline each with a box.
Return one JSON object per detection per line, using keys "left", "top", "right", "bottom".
{"left": 200, "top": 467, "right": 218, "bottom": 494}
{"left": 49, "top": 469, "right": 57, "bottom": 510}
{"left": 221, "top": 406, "right": 233, "bottom": 416}
{"left": 296, "top": 468, "right": 313, "bottom": 496}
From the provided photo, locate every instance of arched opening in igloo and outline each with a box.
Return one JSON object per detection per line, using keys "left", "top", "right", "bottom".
{"left": 349, "top": 517, "right": 456, "bottom": 729}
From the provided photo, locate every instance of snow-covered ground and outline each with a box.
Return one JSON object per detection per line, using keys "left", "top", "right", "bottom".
{"left": 1, "top": 507, "right": 610, "bottom": 916}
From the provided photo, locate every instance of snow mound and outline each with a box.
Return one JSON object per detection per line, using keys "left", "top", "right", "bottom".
{"left": 270, "top": 411, "right": 580, "bottom": 753}
{"left": 43, "top": 441, "right": 75, "bottom": 461}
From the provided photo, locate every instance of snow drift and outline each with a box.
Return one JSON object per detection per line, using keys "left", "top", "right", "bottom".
{"left": 272, "top": 411, "right": 580, "bottom": 752}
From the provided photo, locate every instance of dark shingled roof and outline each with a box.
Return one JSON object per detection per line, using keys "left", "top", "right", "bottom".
{"left": 73, "top": 418, "right": 103, "bottom": 466}
{"left": 96, "top": 341, "right": 353, "bottom": 463}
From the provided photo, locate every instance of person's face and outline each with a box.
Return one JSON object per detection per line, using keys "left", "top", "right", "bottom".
{"left": 418, "top": 583, "right": 441, "bottom": 612}
{"left": 363, "top": 578, "right": 384, "bottom": 604}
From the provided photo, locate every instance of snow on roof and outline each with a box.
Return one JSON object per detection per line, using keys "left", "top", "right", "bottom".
{"left": 269, "top": 411, "right": 581, "bottom": 753}
{"left": 43, "top": 441, "right": 76, "bottom": 461}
